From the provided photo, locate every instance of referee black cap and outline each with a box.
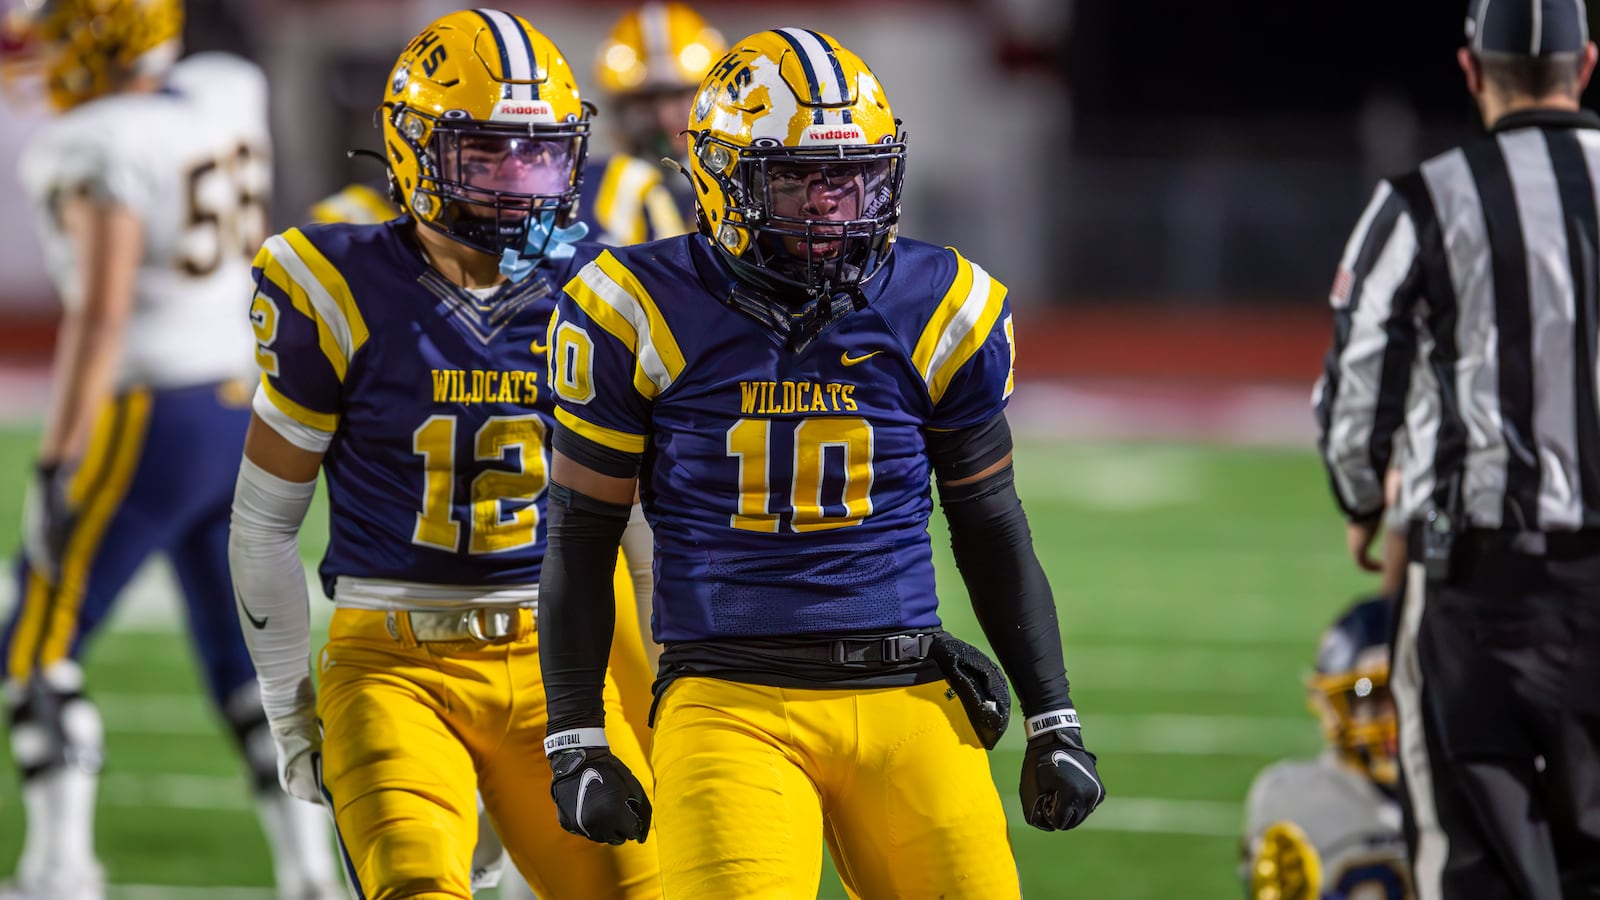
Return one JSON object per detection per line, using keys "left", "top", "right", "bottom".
{"left": 1466, "top": 0, "right": 1590, "bottom": 56}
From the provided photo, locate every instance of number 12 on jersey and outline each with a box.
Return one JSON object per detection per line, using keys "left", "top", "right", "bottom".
{"left": 726, "top": 417, "right": 874, "bottom": 533}
{"left": 412, "top": 414, "right": 549, "bottom": 554}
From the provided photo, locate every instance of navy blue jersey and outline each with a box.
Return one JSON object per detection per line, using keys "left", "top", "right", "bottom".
{"left": 576, "top": 154, "right": 693, "bottom": 246}
{"left": 548, "top": 235, "right": 1015, "bottom": 642}
{"left": 249, "top": 219, "right": 595, "bottom": 595}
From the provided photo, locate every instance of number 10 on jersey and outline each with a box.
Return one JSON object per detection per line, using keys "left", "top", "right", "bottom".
{"left": 726, "top": 417, "right": 875, "bottom": 533}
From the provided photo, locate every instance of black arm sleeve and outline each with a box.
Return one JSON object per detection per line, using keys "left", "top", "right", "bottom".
{"left": 933, "top": 419, "right": 1072, "bottom": 717}
{"left": 537, "top": 482, "right": 632, "bottom": 734}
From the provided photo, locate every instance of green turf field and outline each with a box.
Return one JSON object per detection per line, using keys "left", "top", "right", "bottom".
{"left": 0, "top": 427, "right": 1375, "bottom": 899}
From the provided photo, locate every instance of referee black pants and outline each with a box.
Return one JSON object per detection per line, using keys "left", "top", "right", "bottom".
{"left": 1395, "top": 529, "right": 1600, "bottom": 900}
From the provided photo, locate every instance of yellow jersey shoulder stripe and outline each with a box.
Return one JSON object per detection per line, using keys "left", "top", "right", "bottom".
{"left": 259, "top": 374, "right": 339, "bottom": 432}
{"left": 911, "top": 249, "right": 1009, "bottom": 405}
{"left": 595, "top": 156, "right": 662, "bottom": 245}
{"left": 255, "top": 229, "right": 371, "bottom": 380}
{"left": 566, "top": 251, "right": 686, "bottom": 399}
{"left": 309, "top": 183, "right": 397, "bottom": 226}
{"left": 555, "top": 407, "right": 648, "bottom": 454}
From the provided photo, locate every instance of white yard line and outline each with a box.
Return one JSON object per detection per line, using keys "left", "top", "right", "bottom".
{"left": 92, "top": 691, "right": 1316, "bottom": 758}
{"left": 108, "top": 887, "right": 276, "bottom": 900}
{"left": 96, "top": 768, "right": 1244, "bottom": 841}
{"left": 100, "top": 772, "right": 253, "bottom": 811}
{"left": 1070, "top": 796, "right": 1242, "bottom": 837}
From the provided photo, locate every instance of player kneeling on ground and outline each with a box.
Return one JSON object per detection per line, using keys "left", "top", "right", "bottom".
{"left": 1243, "top": 597, "right": 1409, "bottom": 900}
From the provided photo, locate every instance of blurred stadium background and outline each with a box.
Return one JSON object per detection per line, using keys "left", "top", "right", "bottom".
{"left": 2, "top": 0, "right": 1589, "bottom": 897}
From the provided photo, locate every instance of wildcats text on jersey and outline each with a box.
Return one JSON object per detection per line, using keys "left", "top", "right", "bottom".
{"left": 431, "top": 368, "right": 542, "bottom": 404}
{"left": 738, "top": 380, "right": 857, "bottom": 414}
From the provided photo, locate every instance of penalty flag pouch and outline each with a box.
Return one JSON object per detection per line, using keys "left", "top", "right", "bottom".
{"left": 930, "top": 632, "right": 1011, "bottom": 750}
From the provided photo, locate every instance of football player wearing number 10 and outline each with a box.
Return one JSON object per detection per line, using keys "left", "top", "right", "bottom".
{"left": 226, "top": 9, "right": 658, "bottom": 899}
{"left": 537, "top": 29, "right": 1105, "bottom": 898}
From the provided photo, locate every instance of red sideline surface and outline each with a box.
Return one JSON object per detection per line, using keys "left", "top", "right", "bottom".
{"left": 0, "top": 306, "right": 1332, "bottom": 383}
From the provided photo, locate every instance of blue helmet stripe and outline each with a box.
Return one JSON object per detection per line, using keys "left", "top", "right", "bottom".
{"left": 774, "top": 28, "right": 825, "bottom": 124}
{"left": 806, "top": 30, "right": 853, "bottom": 125}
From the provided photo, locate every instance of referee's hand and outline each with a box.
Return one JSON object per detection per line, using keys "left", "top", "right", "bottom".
{"left": 1346, "top": 518, "right": 1382, "bottom": 573}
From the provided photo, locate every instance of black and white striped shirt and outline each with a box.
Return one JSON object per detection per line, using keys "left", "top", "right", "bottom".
{"left": 1317, "top": 108, "right": 1600, "bottom": 532}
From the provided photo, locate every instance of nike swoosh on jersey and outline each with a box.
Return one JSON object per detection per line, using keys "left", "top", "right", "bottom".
{"left": 237, "top": 595, "right": 269, "bottom": 630}
{"left": 841, "top": 350, "right": 883, "bottom": 366}
{"left": 574, "top": 768, "right": 603, "bottom": 837}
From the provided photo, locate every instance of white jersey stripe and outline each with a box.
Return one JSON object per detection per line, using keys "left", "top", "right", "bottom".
{"left": 1421, "top": 148, "right": 1510, "bottom": 528}
{"left": 261, "top": 234, "right": 358, "bottom": 368}
{"left": 575, "top": 262, "right": 676, "bottom": 394}
{"left": 1326, "top": 211, "right": 1420, "bottom": 513}
{"left": 1503, "top": 129, "right": 1582, "bottom": 528}
{"left": 923, "top": 260, "right": 995, "bottom": 384}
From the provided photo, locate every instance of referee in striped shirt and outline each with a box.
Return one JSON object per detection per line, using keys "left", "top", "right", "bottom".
{"left": 1317, "top": 1, "right": 1600, "bottom": 897}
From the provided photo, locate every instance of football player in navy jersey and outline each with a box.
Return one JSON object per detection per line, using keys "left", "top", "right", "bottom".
{"left": 579, "top": 2, "right": 724, "bottom": 245}
{"left": 225, "top": 10, "right": 658, "bottom": 899}
{"left": 536, "top": 28, "right": 1104, "bottom": 898}
{"left": 0, "top": 1, "right": 341, "bottom": 898}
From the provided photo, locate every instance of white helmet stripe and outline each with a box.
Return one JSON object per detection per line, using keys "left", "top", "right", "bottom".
{"left": 476, "top": 8, "right": 535, "bottom": 100}
{"left": 778, "top": 27, "right": 842, "bottom": 102}
{"left": 639, "top": 2, "right": 675, "bottom": 79}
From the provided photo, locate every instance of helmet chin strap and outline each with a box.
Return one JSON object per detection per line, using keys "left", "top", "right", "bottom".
{"left": 499, "top": 211, "right": 590, "bottom": 282}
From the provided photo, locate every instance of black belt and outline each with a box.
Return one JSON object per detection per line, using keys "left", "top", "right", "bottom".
{"left": 1461, "top": 528, "right": 1600, "bottom": 559}
{"left": 760, "top": 632, "right": 938, "bottom": 664}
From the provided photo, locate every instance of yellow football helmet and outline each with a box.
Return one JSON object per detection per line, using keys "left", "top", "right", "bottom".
{"left": 596, "top": 2, "right": 724, "bottom": 95}
{"left": 595, "top": 2, "right": 724, "bottom": 159}
{"left": 1307, "top": 597, "right": 1398, "bottom": 786}
{"left": 4, "top": 0, "right": 182, "bottom": 111}
{"left": 381, "top": 9, "right": 590, "bottom": 258}
{"left": 687, "top": 28, "right": 905, "bottom": 299}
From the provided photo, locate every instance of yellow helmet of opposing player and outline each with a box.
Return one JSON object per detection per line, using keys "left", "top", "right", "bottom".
{"left": 687, "top": 28, "right": 905, "bottom": 297}
{"left": 381, "top": 9, "right": 590, "bottom": 258}
{"left": 595, "top": 2, "right": 724, "bottom": 95}
{"left": 5, "top": 0, "right": 182, "bottom": 111}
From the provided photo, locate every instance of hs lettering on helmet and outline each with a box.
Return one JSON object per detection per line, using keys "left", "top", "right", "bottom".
{"left": 421, "top": 44, "right": 449, "bottom": 79}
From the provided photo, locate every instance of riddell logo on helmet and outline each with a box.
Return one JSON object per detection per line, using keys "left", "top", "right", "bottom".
{"left": 801, "top": 124, "right": 865, "bottom": 145}
{"left": 492, "top": 100, "right": 553, "bottom": 122}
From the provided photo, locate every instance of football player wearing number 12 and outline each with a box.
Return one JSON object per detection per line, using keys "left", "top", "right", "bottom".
{"left": 537, "top": 29, "right": 1105, "bottom": 898}
{"left": 0, "top": 1, "right": 341, "bottom": 898}
{"left": 226, "top": 9, "right": 659, "bottom": 900}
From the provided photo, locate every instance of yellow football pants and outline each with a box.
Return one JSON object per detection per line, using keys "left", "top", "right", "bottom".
{"left": 316, "top": 608, "right": 661, "bottom": 900}
{"left": 650, "top": 677, "right": 1021, "bottom": 900}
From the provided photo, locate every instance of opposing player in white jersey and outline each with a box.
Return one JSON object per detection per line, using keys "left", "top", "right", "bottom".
{"left": 0, "top": 2, "right": 341, "bottom": 898}
{"left": 1242, "top": 597, "right": 1411, "bottom": 900}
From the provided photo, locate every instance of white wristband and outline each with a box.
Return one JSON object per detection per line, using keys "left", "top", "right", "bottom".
{"left": 1026, "top": 709, "right": 1081, "bottom": 738}
{"left": 544, "top": 728, "right": 609, "bottom": 756}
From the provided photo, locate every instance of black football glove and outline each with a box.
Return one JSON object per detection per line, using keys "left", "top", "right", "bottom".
{"left": 22, "top": 461, "right": 76, "bottom": 581}
{"left": 546, "top": 732, "right": 651, "bottom": 845}
{"left": 1020, "top": 709, "right": 1104, "bottom": 831}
